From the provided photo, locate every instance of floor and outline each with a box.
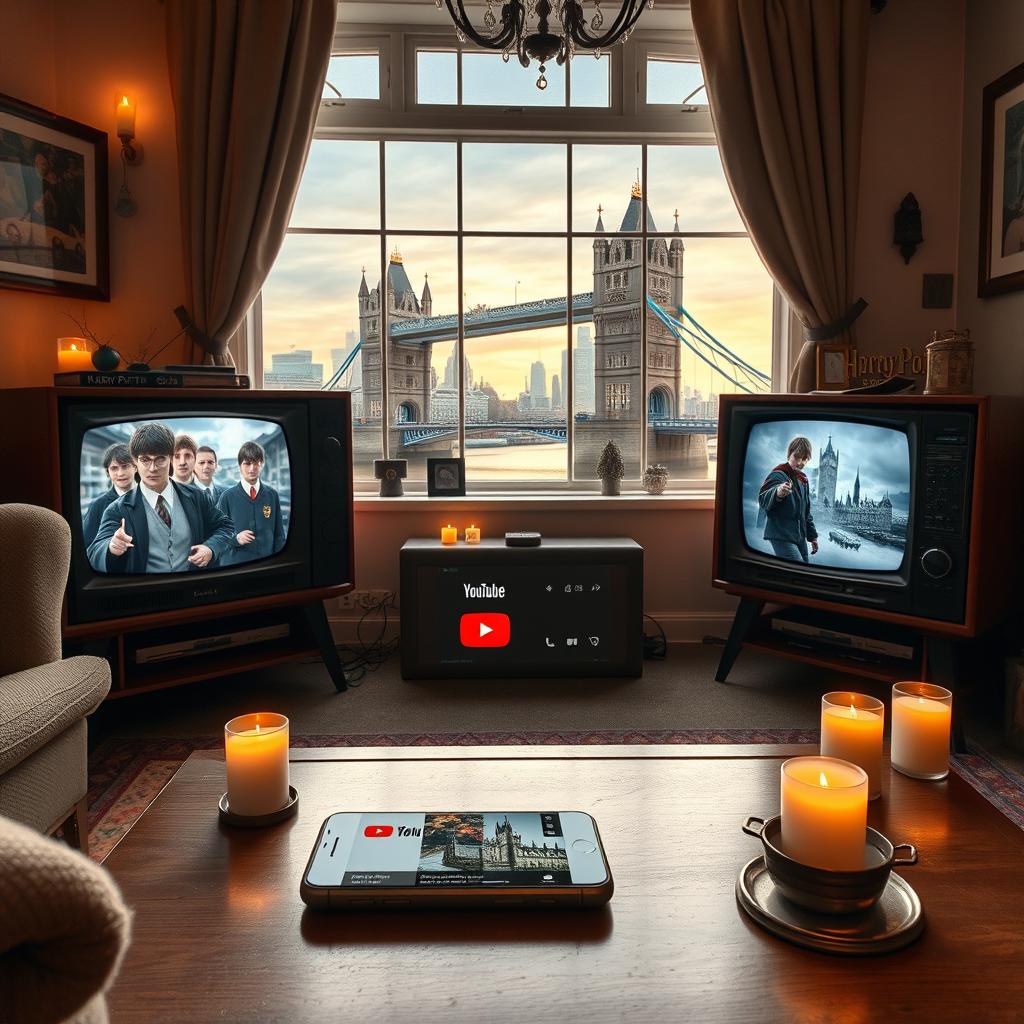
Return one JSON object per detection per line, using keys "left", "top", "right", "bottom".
{"left": 89, "top": 642, "right": 1024, "bottom": 781}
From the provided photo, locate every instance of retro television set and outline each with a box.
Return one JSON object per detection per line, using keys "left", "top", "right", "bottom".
{"left": 713, "top": 393, "right": 1023, "bottom": 637}
{"left": 2, "top": 388, "right": 354, "bottom": 692}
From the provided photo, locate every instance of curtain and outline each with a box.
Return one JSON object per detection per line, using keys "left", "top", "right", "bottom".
{"left": 690, "top": 0, "right": 870, "bottom": 392}
{"left": 165, "top": 0, "right": 335, "bottom": 365}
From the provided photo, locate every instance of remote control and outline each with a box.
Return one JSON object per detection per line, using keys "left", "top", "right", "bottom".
{"left": 504, "top": 531, "right": 542, "bottom": 547}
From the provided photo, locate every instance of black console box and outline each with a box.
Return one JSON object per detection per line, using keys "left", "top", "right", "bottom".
{"left": 400, "top": 538, "right": 643, "bottom": 679}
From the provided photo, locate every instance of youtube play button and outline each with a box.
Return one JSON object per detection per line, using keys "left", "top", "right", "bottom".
{"left": 364, "top": 825, "right": 394, "bottom": 838}
{"left": 460, "top": 612, "right": 511, "bottom": 648}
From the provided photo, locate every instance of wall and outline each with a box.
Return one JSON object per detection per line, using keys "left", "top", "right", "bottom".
{"left": 956, "top": 0, "right": 1024, "bottom": 395}
{"left": 0, "top": 0, "right": 189, "bottom": 388}
{"left": 851, "top": 0, "right": 965, "bottom": 378}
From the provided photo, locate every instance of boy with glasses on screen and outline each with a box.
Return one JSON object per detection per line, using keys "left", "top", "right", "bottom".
{"left": 82, "top": 442, "right": 136, "bottom": 548}
{"left": 215, "top": 441, "right": 286, "bottom": 566}
{"left": 87, "top": 423, "right": 233, "bottom": 574}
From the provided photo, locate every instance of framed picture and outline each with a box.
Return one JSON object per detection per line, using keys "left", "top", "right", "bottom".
{"left": 979, "top": 60, "right": 1024, "bottom": 297}
{"left": 815, "top": 343, "right": 850, "bottom": 391}
{"left": 427, "top": 457, "right": 466, "bottom": 497}
{"left": 0, "top": 92, "right": 109, "bottom": 300}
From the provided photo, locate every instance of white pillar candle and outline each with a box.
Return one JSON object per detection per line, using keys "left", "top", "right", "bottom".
{"left": 780, "top": 756, "right": 868, "bottom": 871}
{"left": 820, "top": 692, "right": 885, "bottom": 800}
{"left": 224, "top": 713, "right": 290, "bottom": 816}
{"left": 891, "top": 681, "right": 952, "bottom": 780}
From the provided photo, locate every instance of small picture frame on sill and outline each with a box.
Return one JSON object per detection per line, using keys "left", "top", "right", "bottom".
{"left": 427, "top": 457, "right": 466, "bottom": 497}
{"left": 816, "top": 344, "right": 850, "bottom": 391}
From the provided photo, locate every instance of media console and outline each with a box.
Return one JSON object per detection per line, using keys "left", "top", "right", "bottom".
{"left": 400, "top": 538, "right": 644, "bottom": 679}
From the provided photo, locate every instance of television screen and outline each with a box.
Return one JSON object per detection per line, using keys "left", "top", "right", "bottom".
{"left": 741, "top": 419, "right": 911, "bottom": 572}
{"left": 80, "top": 416, "right": 291, "bottom": 575}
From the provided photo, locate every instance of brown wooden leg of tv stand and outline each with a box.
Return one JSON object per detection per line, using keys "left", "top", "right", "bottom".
{"left": 303, "top": 601, "right": 349, "bottom": 693}
{"left": 926, "top": 636, "right": 968, "bottom": 754}
{"left": 716, "top": 597, "right": 765, "bottom": 682}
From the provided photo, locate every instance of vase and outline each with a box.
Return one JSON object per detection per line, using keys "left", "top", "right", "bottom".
{"left": 92, "top": 345, "right": 121, "bottom": 371}
{"left": 600, "top": 477, "right": 620, "bottom": 496}
{"left": 643, "top": 465, "right": 669, "bottom": 495}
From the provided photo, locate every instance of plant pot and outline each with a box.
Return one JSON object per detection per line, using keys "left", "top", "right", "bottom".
{"left": 643, "top": 464, "right": 669, "bottom": 494}
{"left": 600, "top": 477, "right": 620, "bottom": 496}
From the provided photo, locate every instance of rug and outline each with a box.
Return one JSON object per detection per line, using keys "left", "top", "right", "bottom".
{"left": 85, "top": 730, "right": 1024, "bottom": 862}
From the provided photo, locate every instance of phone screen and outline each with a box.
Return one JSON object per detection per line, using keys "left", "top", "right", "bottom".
{"left": 306, "top": 812, "right": 607, "bottom": 890}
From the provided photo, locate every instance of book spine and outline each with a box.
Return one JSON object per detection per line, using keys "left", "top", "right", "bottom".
{"left": 53, "top": 372, "right": 250, "bottom": 388}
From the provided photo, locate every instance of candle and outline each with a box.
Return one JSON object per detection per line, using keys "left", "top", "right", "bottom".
{"left": 116, "top": 94, "right": 135, "bottom": 138}
{"left": 441, "top": 524, "right": 457, "bottom": 544}
{"left": 224, "top": 713, "right": 290, "bottom": 816}
{"left": 57, "top": 338, "right": 93, "bottom": 372}
{"left": 780, "top": 756, "right": 868, "bottom": 871}
{"left": 465, "top": 524, "right": 481, "bottom": 544}
{"left": 820, "top": 692, "right": 885, "bottom": 800}
{"left": 891, "top": 681, "right": 952, "bottom": 780}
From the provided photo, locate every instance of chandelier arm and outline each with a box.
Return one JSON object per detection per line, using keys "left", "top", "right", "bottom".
{"left": 443, "top": 0, "right": 522, "bottom": 51}
{"left": 561, "top": 0, "right": 647, "bottom": 49}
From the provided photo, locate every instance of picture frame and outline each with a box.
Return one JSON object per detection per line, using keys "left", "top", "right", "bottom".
{"left": 979, "top": 60, "right": 1024, "bottom": 297}
{"left": 815, "top": 343, "right": 850, "bottom": 391}
{"left": 427, "top": 456, "right": 466, "bottom": 497}
{"left": 0, "top": 92, "right": 109, "bottom": 300}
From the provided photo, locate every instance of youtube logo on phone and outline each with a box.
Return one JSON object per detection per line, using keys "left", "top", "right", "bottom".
{"left": 460, "top": 612, "right": 511, "bottom": 648}
{"left": 363, "top": 825, "right": 394, "bottom": 838}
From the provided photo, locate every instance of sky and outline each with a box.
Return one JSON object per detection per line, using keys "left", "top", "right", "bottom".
{"left": 261, "top": 54, "right": 773, "bottom": 402}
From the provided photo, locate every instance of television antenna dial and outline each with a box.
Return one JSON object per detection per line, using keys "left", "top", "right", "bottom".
{"left": 920, "top": 547, "right": 953, "bottom": 580}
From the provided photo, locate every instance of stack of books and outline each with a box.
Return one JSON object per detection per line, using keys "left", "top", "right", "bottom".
{"left": 53, "top": 364, "right": 249, "bottom": 388}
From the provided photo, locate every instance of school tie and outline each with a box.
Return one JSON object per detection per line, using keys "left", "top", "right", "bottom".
{"left": 249, "top": 486, "right": 256, "bottom": 500}
{"left": 156, "top": 494, "right": 172, "bottom": 529}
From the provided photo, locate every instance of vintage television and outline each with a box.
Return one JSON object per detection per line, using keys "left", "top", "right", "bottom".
{"left": 2, "top": 388, "right": 354, "bottom": 641}
{"left": 713, "top": 394, "right": 1023, "bottom": 636}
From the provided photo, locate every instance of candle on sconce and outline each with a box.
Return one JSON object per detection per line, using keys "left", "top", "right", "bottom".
{"left": 465, "top": 524, "right": 481, "bottom": 544}
{"left": 820, "top": 692, "right": 885, "bottom": 800}
{"left": 441, "top": 524, "right": 458, "bottom": 545}
{"left": 57, "top": 338, "right": 93, "bottom": 372}
{"left": 224, "top": 713, "right": 290, "bottom": 817}
{"left": 891, "top": 681, "right": 952, "bottom": 780}
{"left": 116, "top": 94, "right": 136, "bottom": 139}
{"left": 780, "top": 756, "right": 868, "bottom": 871}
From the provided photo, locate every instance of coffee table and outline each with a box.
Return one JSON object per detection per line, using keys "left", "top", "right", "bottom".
{"left": 103, "top": 745, "right": 1024, "bottom": 1023}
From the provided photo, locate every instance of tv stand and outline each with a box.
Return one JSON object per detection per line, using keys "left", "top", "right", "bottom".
{"left": 716, "top": 597, "right": 969, "bottom": 752}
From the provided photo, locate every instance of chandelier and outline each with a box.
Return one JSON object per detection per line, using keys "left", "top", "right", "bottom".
{"left": 435, "top": 0, "right": 654, "bottom": 90}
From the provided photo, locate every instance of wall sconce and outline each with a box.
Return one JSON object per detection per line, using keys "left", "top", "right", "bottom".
{"left": 893, "top": 192, "right": 923, "bottom": 264}
{"left": 114, "top": 94, "right": 143, "bottom": 217}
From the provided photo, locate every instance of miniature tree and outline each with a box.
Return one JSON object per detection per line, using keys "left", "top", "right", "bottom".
{"left": 597, "top": 439, "right": 625, "bottom": 495}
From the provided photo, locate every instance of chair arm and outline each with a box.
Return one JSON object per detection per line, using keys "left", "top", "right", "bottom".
{"left": 0, "top": 657, "right": 111, "bottom": 777}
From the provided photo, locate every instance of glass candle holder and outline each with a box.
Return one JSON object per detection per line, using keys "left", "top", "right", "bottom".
{"left": 820, "top": 692, "right": 885, "bottom": 800}
{"left": 891, "top": 682, "right": 952, "bottom": 780}
{"left": 780, "top": 756, "right": 868, "bottom": 871}
{"left": 224, "top": 713, "right": 290, "bottom": 816}
{"left": 57, "top": 337, "right": 94, "bottom": 372}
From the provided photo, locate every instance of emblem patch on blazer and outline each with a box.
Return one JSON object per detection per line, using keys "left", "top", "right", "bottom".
{"left": 263, "top": 505, "right": 272, "bottom": 519}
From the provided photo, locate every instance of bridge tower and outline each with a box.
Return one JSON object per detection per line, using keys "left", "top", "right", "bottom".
{"left": 358, "top": 249, "right": 432, "bottom": 425}
{"left": 591, "top": 183, "right": 683, "bottom": 425}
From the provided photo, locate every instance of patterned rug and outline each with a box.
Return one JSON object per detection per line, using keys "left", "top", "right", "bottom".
{"left": 85, "top": 729, "right": 1024, "bottom": 862}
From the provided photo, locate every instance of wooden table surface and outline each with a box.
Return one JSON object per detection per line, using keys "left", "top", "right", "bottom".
{"left": 103, "top": 745, "right": 1024, "bottom": 1024}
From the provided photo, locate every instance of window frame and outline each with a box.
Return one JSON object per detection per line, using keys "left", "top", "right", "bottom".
{"left": 322, "top": 31, "right": 393, "bottom": 112}
{"left": 256, "top": 28, "right": 777, "bottom": 495}
{"left": 632, "top": 35, "right": 710, "bottom": 116}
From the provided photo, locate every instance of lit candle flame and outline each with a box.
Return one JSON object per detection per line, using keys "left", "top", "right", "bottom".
{"left": 819, "top": 771, "right": 829, "bottom": 788}
{"left": 71, "top": 343, "right": 78, "bottom": 351}
{"left": 120, "top": 95, "right": 129, "bottom": 107}
{"left": 849, "top": 703, "right": 858, "bottom": 719}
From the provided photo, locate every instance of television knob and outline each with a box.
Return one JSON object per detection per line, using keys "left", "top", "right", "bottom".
{"left": 921, "top": 547, "right": 953, "bottom": 579}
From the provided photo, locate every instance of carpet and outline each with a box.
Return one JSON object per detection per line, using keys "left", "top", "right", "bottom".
{"left": 86, "top": 730, "right": 1024, "bottom": 863}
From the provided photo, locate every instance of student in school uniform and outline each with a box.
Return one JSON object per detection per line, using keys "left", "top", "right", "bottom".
{"left": 172, "top": 432, "right": 198, "bottom": 485}
{"left": 215, "top": 441, "right": 286, "bottom": 566}
{"left": 82, "top": 442, "right": 136, "bottom": 547}
{"left": 88, "top": 422, "right": 233, "bottom": 574}
{"left": 193, "top": 445, "right": 228, "bottom": 503}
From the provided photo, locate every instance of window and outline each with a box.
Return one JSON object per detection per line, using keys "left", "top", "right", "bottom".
{"left": 257, "top": 30, "right": 774, "bottom": 490}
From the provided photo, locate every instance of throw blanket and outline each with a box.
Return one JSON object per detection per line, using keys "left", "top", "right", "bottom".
{"left": 0, "top": 815, "right": 131, "bottom": 1024}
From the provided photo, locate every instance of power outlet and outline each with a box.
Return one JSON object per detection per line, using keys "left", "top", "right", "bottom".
{"left": 338, "top": 589, "right": 394, "bottom": 612}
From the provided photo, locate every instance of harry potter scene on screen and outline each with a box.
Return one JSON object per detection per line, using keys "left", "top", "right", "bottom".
{"left": 79, "top": 417, "right": 291, "bottom": 574}
{"left": 742, "top": 419, "right": 912, "bottom": 572}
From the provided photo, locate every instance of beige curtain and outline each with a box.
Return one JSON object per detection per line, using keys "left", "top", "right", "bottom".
{"left": 165, "top": 0, "right": 335, "bottom": 365}
{"left": 691, "top": 0, "right": 870, "bottom": 392}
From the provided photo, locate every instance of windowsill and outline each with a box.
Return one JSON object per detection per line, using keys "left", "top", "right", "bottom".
{"left": 354, "top": 491, "right": 715, "bottom": 511}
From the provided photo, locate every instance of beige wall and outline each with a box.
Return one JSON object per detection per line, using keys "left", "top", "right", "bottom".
{"left": 956, "top": 0, "right": 1024, "bottom": 395}
{"left": 852, "top": 0, "right": 965, "bottom": 378}
{"left": 0, "top": 0, "right": 189, "bottom": 388}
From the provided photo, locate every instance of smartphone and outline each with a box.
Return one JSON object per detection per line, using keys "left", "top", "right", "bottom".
{"left": 300, "top": 810, "right": 613, "bottom": 910}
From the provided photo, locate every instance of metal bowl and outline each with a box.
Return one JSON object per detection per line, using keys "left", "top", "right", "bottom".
{"left": 742, "top": 815, "right": 917, "bottom": 915}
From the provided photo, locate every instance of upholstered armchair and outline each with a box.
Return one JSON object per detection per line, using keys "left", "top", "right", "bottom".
{"left": 0, "top": 504, "right": 111, "bottom": 848}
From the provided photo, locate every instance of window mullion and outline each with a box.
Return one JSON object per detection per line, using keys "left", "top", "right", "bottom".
{"left": 639, "top": 143, "right": 648, "bottom": 475}
{"left": 566, "top": 142, "right": 574, "bottom": 482}
{"left": 456, "top": 141, "right": 465, "bottom": 462}
{"left": 378, "top": 139, "right": 390, "bottom": 459}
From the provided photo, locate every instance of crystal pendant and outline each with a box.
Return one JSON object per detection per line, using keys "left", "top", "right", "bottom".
{"left": 484, "top": 1, "right": 496, "bottom": 27}
{"left": 456, "top": 27, "right": 466, "bottom": 42}
{"left": 537, "top": 65, "right": 548, "bottom": 90}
